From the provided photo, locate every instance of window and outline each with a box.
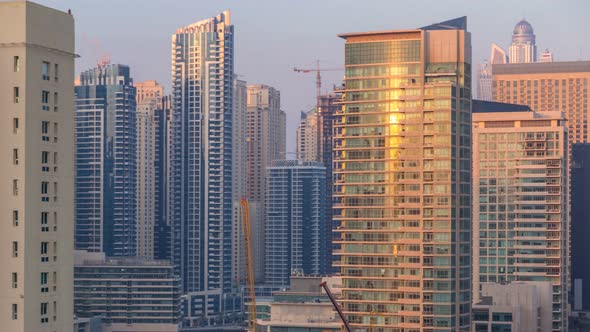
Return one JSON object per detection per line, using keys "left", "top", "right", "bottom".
{"left": 42, "top": 91, "right": 49, "bottom": 110}
{"left": 41, "top": 212, "right": 49, "bottom": 232}
{"left": 54, "top": 63, "right": 58, "bottom": 81}
{"left": 14, "top": 56, "right": 20, "bottom": 72}
{"left": 13, "top": 210, "right": 19, "bottom": 226}
{"left": 12, "top": 303, "right": 17, "bottom": 320}
{"left": 42, "top": 121, "right": 49, "bottom": 141}
{"left": 42, "top": 151, "right": 49, "bottom": 172}
{"left": 53, "top": 123, "right": 58, "bottom": 142}
{"left": 41, "top": 242, "right": 48, "bottom": 262}
{"left": 53, "top": 212, "right": 58, "bottom": 231}
{"left": 52, "top": 301, "right": 57, "bottom": 321}
{"left": 52, "top": 241, "right": 57, "bottom": 262}
{"left": 13, "top": 118, "right": 19, "bottom": 134}
{"left": 41, "top": 181, "right": 48, "bottom": 194}
{"left": 53, "top": 182, "right": 58, "bottom": 202}
{"left": 12, "top": 273, "right": 17, "bottom": 288}
{"left": 52, "top": 272, "right": 57, "bottom": 291}
{"left": 13, "top": 149, "right": 18, "bottom": 165}
{"left": 41, "top": 272, "right": 48, "bottom": 292}
{"left": 12, "top": 241, "right": 18, "bottom": 257}
{"left": 13, "top": 179, "right": 18, "bottom": 196}
{"left": 40, "top": 302, "right": 48, "bottom": 323}
{"left": 42, "top": 61, "right": 50, "bottom": 80}
{"left": 13, "top": 87, "right": 19, "bottom": 103}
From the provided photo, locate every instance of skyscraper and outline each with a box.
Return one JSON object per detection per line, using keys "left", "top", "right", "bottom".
{"left": 246, "top": 84, "right": 286, "bottom": 282}
{"left": 335, "top": 17, "right": 472, "bottom": 330}
{"left": 75, "top": 64, "right": 137, "bottom": 257}
{"left": 171, "top": 11, "right": 237, "bottom": 323}
{"left": 471, "top": 100, "right": 568, "bottom": 331}
{"left": 154, "top": 96, "right": 172, "bottom": 262}
{"left": 136, "top": 96, "right": 157, "bottom": 259}
{"left": 477, "top": 44, "right": 507, "bottom": 101}
{"left": 0, "top": 2, "right": 75, "bottom": 331}
{"left": 571, "top": 144, "right": 590, "bottom": 312}
{"left": 135, "top": 79, "right": 164, "bottom": 105}
{"left": 509, "top": 19, "right": 537, "bottom": 64}
{"left": 265, "top": 160, "right": 327, "bottom": 287}
{"left": 296, "top": 109, "right": 319, "bottom": 162}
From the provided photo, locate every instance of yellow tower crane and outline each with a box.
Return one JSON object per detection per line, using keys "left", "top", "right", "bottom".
{"left": 240, "top": 198, "right": 256, "bottom": 331}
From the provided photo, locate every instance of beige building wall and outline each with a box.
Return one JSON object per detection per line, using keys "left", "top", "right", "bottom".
{"left": 136, "top": 98, "right": 157, "bottom": 259}
{"left": 0, "top": 2, "right": 75, "bottom": 332}
{"left": 134, "top": 80, "right": 164, "bottom": 106}
{"left": 296, "top": 109, "right": 319, "bottom": 162}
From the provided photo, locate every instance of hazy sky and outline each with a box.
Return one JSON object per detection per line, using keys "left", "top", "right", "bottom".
{"left": 36, "top": 0, "right": 590, "bottom": 153}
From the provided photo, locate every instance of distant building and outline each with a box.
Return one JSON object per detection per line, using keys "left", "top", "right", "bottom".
{"left": 472, "top": 100, "right": 568, "bottom": 330}
{"left": 136, "top": 97, "right": 157, "bottom": 259}
{"left": 74, "top": 251, "right": 181, "bottom": 332}
{"left": 170, "top": 10, "right": 240, "bottom": 323}
{"left": 265, "top": 160, "right": 328, "bottom": 287}
{"left": 572, "top": 144, "right": 590, "bottom": 311}
{"left": 253, "top": 276, "right": 342, "bottom": 332}
{"left": 472, "top": 282, "right": 553, "bottom": 332}
{"left": 246, "top": 84, "right": 286, "bottom": 283}
{"left": 0, "top": 2, "right": 76, "bottom": 331}
{"left": 154, "top": 96, "right": 172, "bottom": 261}
{"left": 75, "top": 64, "right": 137, "bottom": 257}
{"left": 478, "top": 44, "right": 508, "bottom": 101}
{"left": 509, "top": 19, "right": 537, "bottom": 63}
{"left": 540, "top": 49, "right": 554, "bottom": 63}
{"left": 296, "top": 109, "right": 318, "bottom": 162}
{"left": 135, "top": 79, "right": 164, "bottom": 105}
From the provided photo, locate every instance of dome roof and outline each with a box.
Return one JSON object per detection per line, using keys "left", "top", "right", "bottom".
{"left": 513, "top": 19, "right": 534, "bottom": 35}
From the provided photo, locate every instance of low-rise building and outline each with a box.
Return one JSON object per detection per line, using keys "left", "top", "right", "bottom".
{"left": 74, "top": 251, "right": 181, "bottom": 332}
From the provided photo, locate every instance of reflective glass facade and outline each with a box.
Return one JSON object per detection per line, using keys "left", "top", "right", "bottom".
{"left": 75, "top": 64, "right": 137, "bottom": 257}
{"left": 335, "top": 19, "right": 472, "bottom": 331}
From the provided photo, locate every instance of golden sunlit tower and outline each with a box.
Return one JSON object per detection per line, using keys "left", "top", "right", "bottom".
{"left": 334, "top": 17, "right": 472, "bottom": 331}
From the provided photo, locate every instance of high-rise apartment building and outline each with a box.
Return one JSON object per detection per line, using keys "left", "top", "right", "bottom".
{"left": 75, "top": 64, "right": 137, "bottom": 257}
{"left": 509, "top": 19, "right": 537, "bottom": 64}
{"left": 154, "top": 95, "right": 172, "bottom": 261}
{"left": 571, "top": 144, "right": 590, "bottom": 312}
{"left": 136, "top": 97, "right": 157, "bottom": 259}
{"left": 232, "top": 77, "right": 248, "bottom": 287}
{"left": 296, "top": 109, "right": 319, "bottom": 162}
{"left": 477, "top": 44, "right": 508, "bottom": 102}
{"left": 171, "top": 11, "right": 239, "bottom": 323}
{"left": 492, "top": 61, "right": 590, "bottom": 149}
{"left": 246, "top": 84, "right": 286, "bottom": 283}
{"left": 335, "top": 17, "right": 472, "bottom": 330}
{"left": 472, "top": 100, "right": 568, "bottom": 331}
{"left": 265, "top": 160, "right": 327, "bottom": 287}
{"left": 0, "top": 2, "right": 75, "bottom": 331}
{"left": 540, "top": 49, "right": 554, "bottom": 63}
{"left": 135, "top": 79, "right": 164, "bottom": 105}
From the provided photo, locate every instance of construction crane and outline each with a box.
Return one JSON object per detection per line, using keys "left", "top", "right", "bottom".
{"left": 240, "top": 198, "right": 256, "bottom": 331}
{"left": 320, "top": 281, "right": 352, "bottom": 332}
{"left": 293, "top": 60, "right": 342, "bottom": 110}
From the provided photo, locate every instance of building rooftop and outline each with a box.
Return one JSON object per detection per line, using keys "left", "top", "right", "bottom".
{"left": 493, "top": 61, "right": 590, "bottom": 75}
{"left": 472, "top": 99, "right": 531, "bottom": 113}
{"left": 339, "top": 16, "right": 466, "bottom": 39}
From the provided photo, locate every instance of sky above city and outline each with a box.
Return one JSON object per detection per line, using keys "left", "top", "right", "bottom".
{"left": 36, "top": 0, "right": 590, "bottom": 153}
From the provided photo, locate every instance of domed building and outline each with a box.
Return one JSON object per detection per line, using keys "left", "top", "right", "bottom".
{"left": 509, "top": 19, "right": 538, "bottom": 63}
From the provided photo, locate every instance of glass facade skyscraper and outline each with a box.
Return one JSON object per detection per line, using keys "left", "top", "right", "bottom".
{"left": 334, "top": 17, "right": 472, "bottom": 331}
{"left": 75, "top": 64, "right": 137, "bottom": 257}
{"left": 265, "top": 160, "right": 328, "bottom": 287}
{"left": 171, "top": 11, "right": 238, "bottom": 323}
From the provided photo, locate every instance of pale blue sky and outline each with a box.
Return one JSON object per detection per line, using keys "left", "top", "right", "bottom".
{"left": 35, "top": 0, "right": 590, "bottom": 153}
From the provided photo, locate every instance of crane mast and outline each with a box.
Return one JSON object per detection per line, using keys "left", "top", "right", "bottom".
{"left": 320, "top": 281, "right": 352, "bottom": 332}
{"left": 240, "top": 198, "right": 256, "bottom": 331}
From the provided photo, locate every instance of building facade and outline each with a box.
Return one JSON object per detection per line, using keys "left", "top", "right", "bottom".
{"left": 246, "top": 84, "right": 286, "bottom": 283}
{"left": 265, "top": 160, "right": 327, "bottom": 287}
{"left": 477, "top": 44, "right": 508, "bottom": 102}
{"left": 0, "top": 2, "right": 75, "bottom": 331}
{"left": 571, "top": 143, "right": 590, "bottom": 311}
{"left": 171, "top": 11, "right": 239, "bottom": 323}
{"left": 75, "top": 64, "right": 137, "bottom": 257}
{"left": 335, "top": 17, "right": 472, "bottom": 330}
{"left": 296, "top": 109, "right": 319, "bottom": 162}
{"left": 134, "top": 79, "right": 164, "bottom": 105}
{"left": 136, "top": 97, "right": 157, "bottom": 259}
{"left": 472, "top": 101, "right": 568, "bottom": 330}
{"left": 154, "top": 95, "right": 172, "bottom": 261}
{"left": 74, "top": 251, "right": 181, "bottom": 332}
{"left": 509, "top": 19, "right": 537, "bottom": 64}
